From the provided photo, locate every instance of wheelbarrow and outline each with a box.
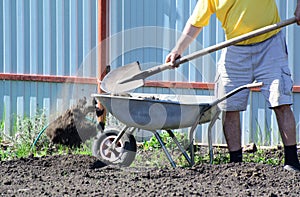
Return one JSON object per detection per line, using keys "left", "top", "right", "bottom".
{"left": 91, "top": 82, "right": 262, "bottom": 167}
{"left": 90, "top": 17, "right": 297, "bottom": 167}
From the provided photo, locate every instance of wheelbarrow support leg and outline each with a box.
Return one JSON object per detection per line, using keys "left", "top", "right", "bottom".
{"left": 166, "top": 130, "right": 192, "bottom": 166}
{"left": 208, "top": 110, "right": 221, "bottom": 164}
{"left": 109, "top": 126, "right": 129, "bottom": 150}
{"left": 188, "top": 113, "right": 203, "bottom": 166}
{"left": 154, "top": 131, "right": 176, "bottom": 168}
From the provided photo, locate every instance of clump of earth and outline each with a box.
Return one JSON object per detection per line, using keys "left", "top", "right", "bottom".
{"left": 45, "top": 97, "right": 98, "bottom": 147}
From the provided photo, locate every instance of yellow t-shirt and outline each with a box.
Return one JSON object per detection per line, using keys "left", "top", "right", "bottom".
{"left": 188, "top": 0, "right": 281, "bottom": 45}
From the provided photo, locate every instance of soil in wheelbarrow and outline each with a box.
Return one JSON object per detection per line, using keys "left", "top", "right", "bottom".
{"left": 45, "top": 97, "right": 98, "bottom": 147}
{"left": 1, "top": 147, "right": 300, "bottom": 196}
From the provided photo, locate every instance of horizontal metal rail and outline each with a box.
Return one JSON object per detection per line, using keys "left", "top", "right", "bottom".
{"left": 1, "top": 74, "right": 300, "bottom": 92}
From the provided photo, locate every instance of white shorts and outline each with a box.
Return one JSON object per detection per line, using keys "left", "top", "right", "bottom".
{"left": 215, "top": 31, "right": 293, "bottom": 111}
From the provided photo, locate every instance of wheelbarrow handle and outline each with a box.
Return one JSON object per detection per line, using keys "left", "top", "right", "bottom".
{"left": 209, "top": 82, "right": 263, "bottom": 107}
{"left": 244, "top": 82, "right": 263, "bottom": 88}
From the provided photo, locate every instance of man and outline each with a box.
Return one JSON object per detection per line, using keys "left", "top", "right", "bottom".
{"left": 166, "top": 0, "right": 300, "bottom": 172}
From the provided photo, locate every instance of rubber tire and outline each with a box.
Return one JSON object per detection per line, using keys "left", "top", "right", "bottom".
{"left": 92, "top": 129, "right": 137, "bottom": 167}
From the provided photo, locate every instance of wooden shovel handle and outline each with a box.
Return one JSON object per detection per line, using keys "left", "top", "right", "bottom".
{"left": 176, "top": 17, "right": 297, "bottom": 66}
{"left": 119, "top": 18, "right": 296, "bottom": 86}
{"left": 133, "top": 17, "right": 297, "bottom": 77}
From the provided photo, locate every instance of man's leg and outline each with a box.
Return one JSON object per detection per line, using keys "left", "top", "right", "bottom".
{"left": 274, "top": 105, "right": 296, "bottom": 145}
{"left": 273, "top": 105, "right": 300, "bottom": 171}
{"left": 223, "top": 111, "right": 243, "bottom": 162}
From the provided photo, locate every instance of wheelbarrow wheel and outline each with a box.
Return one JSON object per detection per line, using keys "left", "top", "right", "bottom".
{"left": 92, "top": 129, "right": 137, "bottom": 167}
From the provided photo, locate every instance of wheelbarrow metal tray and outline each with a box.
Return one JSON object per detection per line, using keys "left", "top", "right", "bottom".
{"left": 92, "top": 93, "right": 218, "bottom": 130}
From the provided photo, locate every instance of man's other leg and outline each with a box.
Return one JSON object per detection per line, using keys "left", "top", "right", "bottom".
{"left": 274, "top": 105, "right": 296, "bottom": 145}
{"left": 274, "top": 105, "right": 300, "bottom": 171}
{"left": 223, "top": 111, "right": 243, "bottom": 162}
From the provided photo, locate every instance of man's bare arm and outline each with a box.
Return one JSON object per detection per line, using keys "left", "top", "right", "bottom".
{"left": 165, "top": 23, "right": 202, "bottom": 64}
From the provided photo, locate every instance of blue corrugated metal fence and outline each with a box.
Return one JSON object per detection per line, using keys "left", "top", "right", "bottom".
{"left": 1, "top": 0, "right": 300, "bottom": 146}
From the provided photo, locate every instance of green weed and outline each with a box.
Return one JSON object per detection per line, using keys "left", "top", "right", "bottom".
{"left": 243, "top": 148, "right": 282, "bottom": 165}
{"left": 142, "top": 131, "right": 189, "bottom": 151}
{"left": 138, "top": 131, "right": 284, "bottom": 167}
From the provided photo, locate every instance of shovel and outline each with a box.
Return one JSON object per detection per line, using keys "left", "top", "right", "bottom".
{"left": 101, "top": 17, "right": 297, "bottom": 93}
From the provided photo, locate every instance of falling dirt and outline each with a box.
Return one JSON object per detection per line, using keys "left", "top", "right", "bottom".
{"left": 45, "top": 98, "right": 98, "bottom": 147}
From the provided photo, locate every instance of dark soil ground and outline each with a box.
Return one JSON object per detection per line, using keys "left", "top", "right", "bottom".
{"left": 1, "top": 149, "right": 300, "bottom": 196}
{"left": 5, "top": 99, "right": 298, "bottom": 196}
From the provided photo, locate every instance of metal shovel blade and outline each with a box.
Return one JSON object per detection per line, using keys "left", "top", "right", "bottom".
{"left": 100, "top": 61, "right": 143, "bottom": 93}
